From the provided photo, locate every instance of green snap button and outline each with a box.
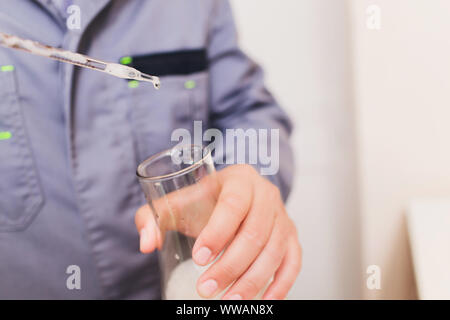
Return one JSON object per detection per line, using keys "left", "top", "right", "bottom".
{"left": 128, "top": 80, "right": 140, "bottom": 88}
{"left": 184, "top": 80, "right": 196, "bottom": 90}
{"left": 1, "top": 65, "right": 14, "bottom": 72}
{"left": 120, "top": 56, "right": 133, "bottom": 65}
{"left": 0, "top": 131, "right": 12, "bottom": 140}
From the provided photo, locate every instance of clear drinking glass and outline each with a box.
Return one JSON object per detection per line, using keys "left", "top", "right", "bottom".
{"left": 137, "top": 145, "right": 219, "bottom": 300}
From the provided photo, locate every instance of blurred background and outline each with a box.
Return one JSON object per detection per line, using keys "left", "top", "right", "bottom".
{"left": 230, "top": 0, "right": 450, "bottom": 299}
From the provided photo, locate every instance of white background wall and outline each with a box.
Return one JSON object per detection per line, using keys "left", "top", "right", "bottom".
{"left": 230, "top": 0, "right": 361, "bottom": 299}
{"left": 349, "top": 0, "right": 450, "bottom": 299}
{"left": 231, "top": 0, "right": 450, "bottom": 300}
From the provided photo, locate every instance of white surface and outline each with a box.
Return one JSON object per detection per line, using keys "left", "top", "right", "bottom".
{"left": 407, "top": 200, "right": 450, "bottom": 300}
{"left": 231, "top": 0, "right": 361, "bottom": 299}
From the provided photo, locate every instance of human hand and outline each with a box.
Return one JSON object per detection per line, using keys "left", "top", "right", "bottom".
{"left": 135, "top": 164, "right": 302, "bottom": 300}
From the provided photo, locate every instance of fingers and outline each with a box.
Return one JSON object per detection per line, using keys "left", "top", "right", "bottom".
{"left": 135, "top": 173, "right": 220, "bottom": 254}
{"left": 135, "top": 205, "right": 160, "bottom": 253}
{"left": 221, "top": 213, "right": 290, "bottom": 300}
{"left": 135, "top": 204, "right": 152, "bottom": 232}
{"left": 192, "top": 176, "right": 253, "bottom": 266}
{"left": 148, "top": 173, "right": 220, "bottom": 238}
{"left": 137, "top": 165, "right": 255, "bottom": 257}
{"left": 262, "top": 232, "right": 302, "bottom": 300}
{"left": 195, "top": 182, "right": 277, "bottom": 299}
{"left": 135, "top": 163, "right": 303, "bottom": 301}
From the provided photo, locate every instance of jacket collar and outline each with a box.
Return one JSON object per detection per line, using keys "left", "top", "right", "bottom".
{"left": 73, "top": 0, "right": 111, "bottom": 34}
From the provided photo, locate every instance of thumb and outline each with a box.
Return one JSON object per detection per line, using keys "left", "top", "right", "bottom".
{"left": 136, "top": 205, "right": 162, "bottom": 253}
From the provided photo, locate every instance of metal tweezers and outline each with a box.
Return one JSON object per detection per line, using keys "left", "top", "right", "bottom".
{"left": 0, "top": 31, "right": 161, "bottom": 89}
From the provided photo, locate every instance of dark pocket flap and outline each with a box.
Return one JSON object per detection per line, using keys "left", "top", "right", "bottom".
{"left": 120, "top": 49, "right": 208, "bottom": 77}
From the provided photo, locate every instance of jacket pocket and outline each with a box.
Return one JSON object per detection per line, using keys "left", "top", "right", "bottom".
{"left": 127, "top": 71, "right": 209, "bottom": 163}
{"left": 0, "top": 66, "right": 44, "bottom": 232}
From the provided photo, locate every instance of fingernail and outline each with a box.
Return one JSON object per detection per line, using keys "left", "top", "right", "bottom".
{"left": 224, "top": 294, "right": 242, "bottom": 300}
{"left": 140, "top": 228, "right": 149, "bottom": 251}
{"left": 194, "top": 247, "right": 212, "bottom": 265}
{"left": 198, "top": 279, "right": 218, "bottom": 298}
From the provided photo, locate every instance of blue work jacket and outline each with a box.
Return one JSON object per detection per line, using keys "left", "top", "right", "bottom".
{"left": 0, "top": 0, "right": 293, "bottom": 299}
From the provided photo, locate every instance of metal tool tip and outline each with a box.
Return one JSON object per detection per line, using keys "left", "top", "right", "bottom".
{"left": 140, "top": 72, "right": 160, "bottom": 90}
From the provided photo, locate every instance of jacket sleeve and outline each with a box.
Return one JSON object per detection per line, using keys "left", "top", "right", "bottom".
{"left": 206, "top": 0, "right": 295, "bottom": 201}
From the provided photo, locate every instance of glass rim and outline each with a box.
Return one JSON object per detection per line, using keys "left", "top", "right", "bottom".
{"left": 136, "top": 145, "right": 212, "bottom": 182}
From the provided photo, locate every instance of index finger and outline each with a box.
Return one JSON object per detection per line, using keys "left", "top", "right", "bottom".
{"left": 191, "top": 174, "right": 254, "bottom": 266}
